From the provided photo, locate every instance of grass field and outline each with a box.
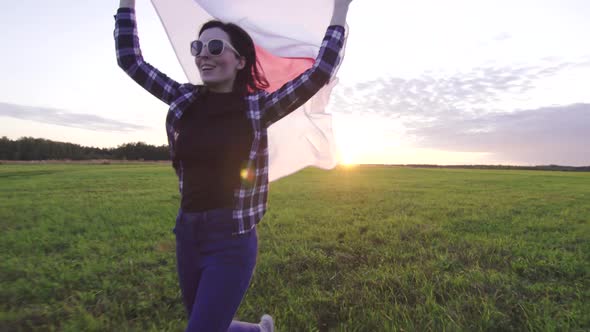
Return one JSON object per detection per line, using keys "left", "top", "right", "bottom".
{"left": 1, "top": 164, "right": 589, "bottom": 331}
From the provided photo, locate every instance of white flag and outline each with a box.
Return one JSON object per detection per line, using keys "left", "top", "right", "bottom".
{"left": 151, "top": 0, "right": 347, "bottom": 181}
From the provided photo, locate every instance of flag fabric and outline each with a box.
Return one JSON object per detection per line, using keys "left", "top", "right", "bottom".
{"left": 150, "top": 0, "right": 347, "bottom": 181}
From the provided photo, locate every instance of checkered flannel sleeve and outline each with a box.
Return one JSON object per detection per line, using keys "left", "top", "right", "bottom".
{"left": 260, "top": 25, "right": 346, "bottom": 127}
{"left": 114, "top": 8, "right": 181, "bottom": 105}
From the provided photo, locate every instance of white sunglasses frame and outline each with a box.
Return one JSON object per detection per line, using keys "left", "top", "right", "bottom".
{"left": 190, "top": 39, "right": 241, "bottom": 57}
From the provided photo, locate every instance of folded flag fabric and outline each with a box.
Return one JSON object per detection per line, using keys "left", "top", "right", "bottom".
{"left": 151, "top": 0, "right": 347, "bottom": 181}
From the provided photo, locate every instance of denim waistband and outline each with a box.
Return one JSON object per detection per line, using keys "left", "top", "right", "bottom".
{"left": 175, "top": 208, "right": 253, "bottom": 240}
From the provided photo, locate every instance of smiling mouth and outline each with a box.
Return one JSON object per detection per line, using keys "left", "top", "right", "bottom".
{"left": 200, "top": 65, "right": 216, "bottom": 72}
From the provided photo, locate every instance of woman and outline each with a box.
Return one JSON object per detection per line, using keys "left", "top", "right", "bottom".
{"left": 114, "top": 0, "right": 351, "bottom": 331}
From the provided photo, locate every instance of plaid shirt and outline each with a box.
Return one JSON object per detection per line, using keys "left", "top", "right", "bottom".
{"left": 114, "top": 8, "right": 345, "bottom": 234}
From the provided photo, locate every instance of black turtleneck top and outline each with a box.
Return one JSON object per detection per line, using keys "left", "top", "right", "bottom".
{"left": 175, "top": 91, "right": 253, "bottom": 212}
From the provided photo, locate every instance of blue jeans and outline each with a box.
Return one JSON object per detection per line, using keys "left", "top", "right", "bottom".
{"left": 174, "top": 208, "right": 261, "bottom": 332}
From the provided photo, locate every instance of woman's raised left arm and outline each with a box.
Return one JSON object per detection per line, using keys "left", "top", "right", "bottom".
{"left": 260, "top": 0, "right": 352, "bottom": 127}
{"left": 330, "top": 0, "right": 352, "bottom": 26}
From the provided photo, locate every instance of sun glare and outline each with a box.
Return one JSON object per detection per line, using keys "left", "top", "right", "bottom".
{"left": 339, "top": 160, "right": 357, "bottom": 167}
{"left": 338, "top": 149, "right": 360, "bottom": 167}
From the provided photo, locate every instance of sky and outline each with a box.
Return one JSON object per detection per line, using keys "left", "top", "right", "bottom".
{"left": 1, "top": 0, "right": 589, "bottom": 166}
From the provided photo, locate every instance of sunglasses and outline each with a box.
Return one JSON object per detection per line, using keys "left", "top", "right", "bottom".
{"left": 190, "top": 39, "right": 241, "bottom": 57}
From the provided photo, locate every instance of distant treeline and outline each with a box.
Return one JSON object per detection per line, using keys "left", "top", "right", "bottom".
{"left": 384, "top": 164, "right": 590, "bottom": 172}
{"left": 2, "top": 137, "right": 588, "bottom": 171}
{"left": 0, "top": 137, "right": 169, "bottom": 161}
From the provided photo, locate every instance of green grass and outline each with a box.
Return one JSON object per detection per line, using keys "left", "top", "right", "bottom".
{"left": 1, "top": 164, "right": 589, "bottom": 331}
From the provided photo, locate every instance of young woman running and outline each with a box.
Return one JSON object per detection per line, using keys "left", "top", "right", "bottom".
{"left": 114, "top": 0, "right": 351, "bottom": 330}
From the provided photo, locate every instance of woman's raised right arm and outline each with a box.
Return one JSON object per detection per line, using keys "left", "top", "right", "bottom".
{"left": 119, "top": 0, "right": 135, "bottom": 8}
{"left": 115, "top": 0, "right": 182, "bottom": 105}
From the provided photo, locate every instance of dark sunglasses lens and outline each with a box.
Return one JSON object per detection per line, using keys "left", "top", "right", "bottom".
{"left": 191, "top": 40, "right": 203, "bottom": 56}
{"left": 208, "top": 40, "right": 224, "bottom": 56}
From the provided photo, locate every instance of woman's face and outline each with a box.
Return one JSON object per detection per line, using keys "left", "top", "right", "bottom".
{"left": 195, "top": 27, "right": 245, "bottom": 92}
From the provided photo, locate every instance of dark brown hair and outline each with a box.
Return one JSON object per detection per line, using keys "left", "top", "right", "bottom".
{"left": 199, "top": 20, "right": 269, "bottom": 94}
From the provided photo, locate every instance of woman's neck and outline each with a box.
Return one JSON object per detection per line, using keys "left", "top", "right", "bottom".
{"left": 206, "top": 80, "right": 235, "bottom": 93}
{"left": 208, "top": 86, "right": 233, "bottom": 93}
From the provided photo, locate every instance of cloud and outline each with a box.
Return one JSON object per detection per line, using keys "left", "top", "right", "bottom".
{"left": 332, "top": 59, "right": 590, "bottom": 120}
{"left": 408, "top": 103, "right": 590, "bottom": 166}
{"left": 492, "top": 32, "right": 512, "bottom": 41}
{"left": 0, "top": 102, "right": 148, "bottom": 132}
{"left": 330, "top": 58, "right": 590, "bottom": 165}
